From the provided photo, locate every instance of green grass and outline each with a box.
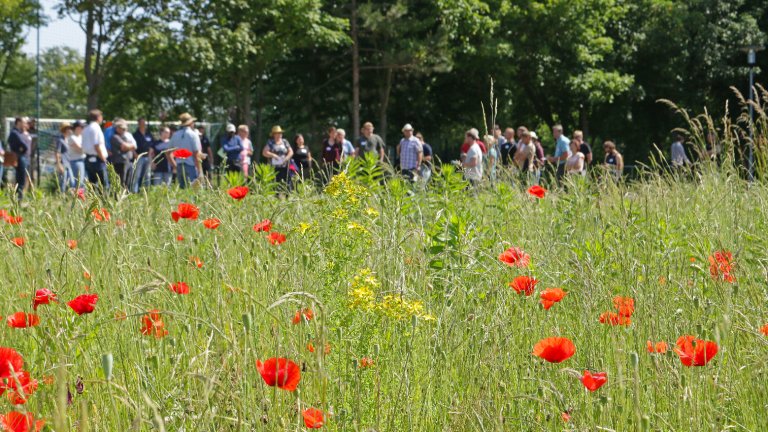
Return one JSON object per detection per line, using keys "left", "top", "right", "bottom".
{"left": 1, "top": 169, "right": 767, "bottom": 431}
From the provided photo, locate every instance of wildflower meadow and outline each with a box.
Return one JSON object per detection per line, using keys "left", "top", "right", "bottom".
{"left": 1, "top": 167, "right": 767, "bottom": 431}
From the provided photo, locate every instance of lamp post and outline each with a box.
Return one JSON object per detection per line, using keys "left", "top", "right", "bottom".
{"left": 35, "top": 3, "right": 41, "bottom": 186}
{"left": 745, "top": 46, "right": 764, "bottom": 181}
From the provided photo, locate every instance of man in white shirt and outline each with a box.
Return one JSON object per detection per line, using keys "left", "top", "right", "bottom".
{"left": 462, "top": 129, "right": 483, "bottom": 184}
{"left": 82, "top": 109, "right": 110, "bottom": 190}
{"left": 169, "top": 112, "right": 202, "bottom": 188}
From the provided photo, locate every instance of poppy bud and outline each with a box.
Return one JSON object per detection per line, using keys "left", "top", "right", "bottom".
{"left": 242, "top": 313, "right": 252, "bottom": 332}
{"left": 373, "top": 344, "right": 380, "bottom": 356}
{"left": 169, "top": 337, "right": 176, "bottom": 347}
{"left": 352, "top": 358, "right": 359, "bottom": 369}
{"left": 630, "top": 352, "right": 639, "bottom": 368}
{"left": 696, "top": 324, "right": 703, "bottom": 335}
{"left": 641, "top": 415, "right": 651, "bottom": 431}
{"left": 101, "top": 353, "right": 113, "bottom": 381}
{"left": 537, "top": 387, "right": 544, "bottom": 397}
{"left": 732, "top": 284, "right": 738, "bottom": 296}
{"left": 693, "top": 296, "right": 700, "bottom": 308}
{"left": 149, "top": 355, "right": 159, "bottom": 370}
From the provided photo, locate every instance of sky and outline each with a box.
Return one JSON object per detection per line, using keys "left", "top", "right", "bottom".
{"left": 22, "top": 0, "right": 85, "bottom": 55}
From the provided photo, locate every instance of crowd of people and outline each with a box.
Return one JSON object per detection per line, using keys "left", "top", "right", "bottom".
{"left": 2, "top": 109, "right": 635, "bottom": 199}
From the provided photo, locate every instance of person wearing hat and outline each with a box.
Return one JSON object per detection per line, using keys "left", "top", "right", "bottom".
{"left": 6, "top": 117, "right": 33, "bottom": 200}
{"left": 169, "top": 112, "right": 203, "bottom": 188}
{"left": 54, "top": 122, "right": 75, "bottom": 192}
{"left": 68, "top": 121, "right": 86, "bottom": 189}
{"left": 109, "top": 120, "right": 138, "bottom": 189}
{"left": 220, "top": 123, "right": 243, "bottom": 173}
{"left": 397, "top": 124, "right": 422, "bottom": 181}
{"left": 262, "top": 125, "right": 293, "bottom": 186}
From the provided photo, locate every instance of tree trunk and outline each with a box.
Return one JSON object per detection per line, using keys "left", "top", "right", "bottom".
{"left": 83, "top": 6, "right": 99, "bottom": 109}
{"left": 351, "top": 0, "right": 360, "bottom": 142}
{"left": 378, "top": 67, "right": 393, "bottom": 145}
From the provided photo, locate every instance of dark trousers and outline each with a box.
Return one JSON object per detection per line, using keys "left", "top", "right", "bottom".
{"left": 85, "top": 156, "right": 110, "bottom": 191}
{"left": 112, "top": 161, "right": 133, "bottom": 189}
{"left": 15, "top": 155, "right": 29, "bottom": 200}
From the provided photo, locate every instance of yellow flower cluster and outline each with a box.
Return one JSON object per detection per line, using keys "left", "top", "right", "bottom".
{"left": 347, "top": 269, "right": 434, "bottom": 321}
{"left": 324, "top": 172, "right": 369, "bottom": 205}
{"left": 364, "top": 207, "right": 380, "bottom": 218}
{"left": 331, "top": 207, "right": 349, "bottom": 220}
{"left": 347, "top": 222, "right": 370, "bottom": 236}
{"left": 297, "top": 222, "right": 316, "bottom": 235}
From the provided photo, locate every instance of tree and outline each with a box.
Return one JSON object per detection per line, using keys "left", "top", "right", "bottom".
{"left": 0, "top": 0, "right": 42, "bottom": 132}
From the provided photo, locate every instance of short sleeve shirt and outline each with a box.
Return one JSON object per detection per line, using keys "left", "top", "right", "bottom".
{"left": 82, "top": 122, "right": 105, "bottom": 156}
{"left": 321, "top": 139, "right": 341, "bottom": 163}
{"left": 399, "top": 136, "right": 422, "bottom": 170}
{"left": 169, "top": 127, "right": 201, "bottom": 166}
{"left": 464, "top": 143, "right": 483, "bottom": 180}
{"left": 358, "top": 134, "right": 385, "bottom": 157}
{"left": 554, "top": 135, "right": 572, "bottom": 163}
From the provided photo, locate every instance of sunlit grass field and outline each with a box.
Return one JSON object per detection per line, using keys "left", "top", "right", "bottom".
{"left": 1, "top": 167, "right": 767, "bottom": 431}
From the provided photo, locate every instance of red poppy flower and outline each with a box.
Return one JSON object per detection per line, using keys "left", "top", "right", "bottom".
{"left": 170, "top": 282, "right": 190, "bottom": 295}
{"left": 579, "top": 371, "right": 607, "bottom": 392}
{"left": 67, "top": 294, "right": 98, "bottom": 315}
{"left": 498, "top": 247, "right": 531, "bottom": 268}
{"left": 10, "top": 238, "right": 25, "bottom": 248}
{"left": 176, "top": 234, "right": 185, "bottom": 241}
{"left": 359, "top": 357, "right": 375, "bottom": 368}
{"left": 0, "top": 348, "right": 24, "bottom": 378}
{"left": 527, "top": 185, "right": 546, "bottom": 198}
{"left": 0, "top": 210, "right": 6, "bottom": 218}
{"left": 302, "top": 407, "right": 324, "bottom": 429}
{"left": 267, "top": 232, "right": 286, "bottom": 245}
{"left": 227, "top": 186, "right": 249, "bottom": 200}
{"left": 646, "top": 340, "right": 668, "bottom": 354}
{"left": 540, "top": 288, "right": 566, "bottom": 310}
{"left": 6, "top": 313, "right": 40, "bottom": 329}
{"left": 66, "top": 240, "right": 78, "bottom": 250}
{"left": 761, "top": 323, "right": 768, "bottom": 336}
{"left": 306, "top": 343, "right": 315, "bottom": 353}
{"left": 4, "top": 216, "right": 22, "bottom": 225}
{"left": 253, "top": 219, "right": 272, "bottom": 232}
{"left": 83, "top": 271, "right": 91, "bottom": 280}
{"left": 172, "top": 148, "right": 193, "bottom": 159}
{"left": 708, "top": 250, "right": 735, "bottom": 282}
{"left": 140, "top": 310, "right": 169, "bottom": 339}
{"left": 190, "top": 256, "right": 203, "bottom": 268}
{"left": 612, "top": 296, "right": 635, "bottom": 317}
{"left": 91, "top": 208, "right": 110, "bottom": 222}
{"left": 0, "top": 411, "right": 45, "bottom": 432}
{"left": 33, "top": 289, "right": 57, "bottom": 310}
{"left": 255, "top": 357, "right": 301, "bottom": 391}
{"left": 674, "top": 335, "right": 718, "bottom": 367}
{"left": 2, "top": 370, "right": 38, "bottom": 404}
{"left": 292, "top": 308, "right": 314, "bottom": 325}
{"left": 509, "top": 276, "right": 538, "bottom": 296}
{"left": 202, "top": 218, "right": 221, "bottom": 229}
{"left": 171, "top": 203, "right": 199, "bottom": 222}
{"left": 599, "top": 312, "right": 631, "bottom": 326}
{"left": 561, "top": 412, "right": 571, "bottom": 423}
{"left": 76, "top": 188, "right": 86, "bottom": 201}
{"left": 532, "top": 337, "right": 576, "bottom": 363}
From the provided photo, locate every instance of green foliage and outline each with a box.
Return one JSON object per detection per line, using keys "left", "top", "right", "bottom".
{"left": 251, "top": 163, "right": 277, "bottom": 194}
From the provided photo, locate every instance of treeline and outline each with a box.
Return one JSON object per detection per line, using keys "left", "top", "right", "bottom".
{"left": 2, "top": 0, "right": 767, "bottom": 162}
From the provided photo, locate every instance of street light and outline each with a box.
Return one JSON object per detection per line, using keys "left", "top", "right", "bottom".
{"left": 744, "top": 45, "right": 764, "bottom": 181}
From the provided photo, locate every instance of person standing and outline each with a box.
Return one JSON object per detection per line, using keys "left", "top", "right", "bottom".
{"left": 514, "top": 129, "right": 536, "bottom": 182}
{"left": 169, "top": 113, "right": 203, "bottom": 188}
{"left": 262, "top": 125, "right": 293, "bottom": 185}
{"left": 357, "top": 121, "right": 386, "bottom": 162}
{"left": 462, "top": 129, "right": 483, "bottom": 185}
{"left": 54, "top": 122, "right": 74, "bottom": 192}
{"left": 416, "top": 132, "right": 433, "bottom": 182}
{"left": 221, "top": 123, "right": 243, "bottom": 173}
{"left": 670, "top": 133, "right": 690, "bottom": 168}
{"left": 397, "top": 124, "right": 422, "bottom": 181}
{"left": 152, "top": 126, "right": 174, "bottom": 186}
{"left": 110, "top": 120, "right": 137, "bottom": 189}
{"left": 7, "top": 117, "right": 32, "bottom": 200}
{"left": 321, "top": 126, "right": 342, "bottom": 180}
{"left": 238, "top": 125, "right": 253, "bottom": 177}
{"left": 546, "top": 124, "right": 571, "bottom": 182}
{"left": 198, "top": 125, "right": 214, "bottom": 178}
{"left": 603, "top": 140, "right": 624, "bottom": 180}
{"left": 565, "top": 140, "right": 585, "bottom": 175}
{"left": 132, "top": 118, "right": 154, "bottom": 192}
{"left": 500, "top": 127, "right": 516, "bottom": 167}
{"left": 336, "top": 128, "right": 355, "bottom": 161}
{"left": 484, "top": 134, "right": 498, "bottom": 183}
{"left": 531, "top": 132, "right": 545, "bottom": 185}
{"left": 292, "top": 134, "right": 313, "bottom": 181}
{"left": 573, "top": 130, "right": 592, "bottom": 167}
{"left": 68, "top": 121, "right": 86, "bottom": 189}
{"left": 82, "top": 110, "right": 110, "bottom": 190}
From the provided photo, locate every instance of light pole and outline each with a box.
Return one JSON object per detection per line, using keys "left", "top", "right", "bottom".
{"left": 745, "top": 46, "right": 763, "bottom": 181}
{"left": 35, "top": 2, "right": 41, "bottom": 186}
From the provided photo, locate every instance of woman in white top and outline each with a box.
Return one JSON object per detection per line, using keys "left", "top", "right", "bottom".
{"left": 565, "top": 139, "right": 585, "bottom": 175}
{"left": 238, "top": 125, "right": 253, "bottom": 177}
{"left": 68, "top": 121, "right": 87, "bottom": 188}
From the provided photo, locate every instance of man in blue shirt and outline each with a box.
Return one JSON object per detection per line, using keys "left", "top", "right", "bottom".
{"left": 169, "top": 113, "right": 202, "bottom": 188}
{"left": 220, "top": 123, "right": 243, "bottom": 173}
{"left": 546, "top": 124, "right": 571, "bottom": 182}
{"left": 132, "top": 118, "right": 154, "bottom": 192}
